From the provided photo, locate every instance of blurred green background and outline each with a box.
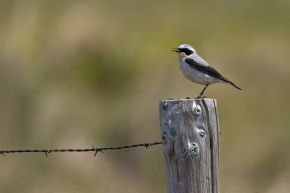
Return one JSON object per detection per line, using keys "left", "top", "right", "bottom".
{"left": 1, "top": 0, "right": 290, "bottom": 193}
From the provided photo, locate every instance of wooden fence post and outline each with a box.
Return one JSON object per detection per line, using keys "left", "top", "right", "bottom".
{"left": 159, "top": 98, "right": 220, "bottom": 193}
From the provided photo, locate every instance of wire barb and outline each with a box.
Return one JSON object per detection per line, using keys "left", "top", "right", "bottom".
{"left": 0, "top": 141, "right": 162, "bottom": 157}
{"left": 92, "top": 145, "right": 104, "bottom": 157}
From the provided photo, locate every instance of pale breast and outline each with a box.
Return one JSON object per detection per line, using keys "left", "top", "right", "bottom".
{"left": 180, "top": 62, "right": 220, "bottom": 85}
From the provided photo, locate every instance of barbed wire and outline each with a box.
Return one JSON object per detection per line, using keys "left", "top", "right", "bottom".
{"left": 0, "top": 141, "right": 162, "bottom": 157}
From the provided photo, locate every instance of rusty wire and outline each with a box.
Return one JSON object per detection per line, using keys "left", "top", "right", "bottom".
{"left": 0, "top": 141, "right": 162, "bottom": 157}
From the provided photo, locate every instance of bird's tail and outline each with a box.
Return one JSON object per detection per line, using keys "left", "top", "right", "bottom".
{"left": 229, "top": 82, "right": 242, "bottom": 90}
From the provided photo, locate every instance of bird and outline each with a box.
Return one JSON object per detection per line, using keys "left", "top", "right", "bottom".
{"left": 172, "top": 44, "right": 241, "bottom": 98}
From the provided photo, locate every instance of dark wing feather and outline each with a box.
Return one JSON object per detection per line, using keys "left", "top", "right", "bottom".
{"left": 185, "top": 58, "right": 242, "bottom": 90}
{"left": 185, "top": 58, "right": 231, "bottom": 83}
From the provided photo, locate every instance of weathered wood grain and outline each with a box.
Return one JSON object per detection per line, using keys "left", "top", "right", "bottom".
{"left": 159, "top": 98, "right": 220, "bottom": 193}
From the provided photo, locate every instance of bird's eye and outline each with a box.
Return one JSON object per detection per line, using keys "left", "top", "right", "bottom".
{"left": 179, "top": 48, "right": 193, "bottom": 55}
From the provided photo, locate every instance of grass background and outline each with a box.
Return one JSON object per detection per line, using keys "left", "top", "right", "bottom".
{"left": 0, "top": 0, "right": 290, "bottom": 193}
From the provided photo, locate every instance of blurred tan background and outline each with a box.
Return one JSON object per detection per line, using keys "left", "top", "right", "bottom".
{"left": 0, "top": 0, "right": 290, "bottom": 193}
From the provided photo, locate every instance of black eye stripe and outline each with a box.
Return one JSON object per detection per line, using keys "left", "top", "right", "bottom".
{"left": 179, "top": 48, "right": 193, "bottom": 55}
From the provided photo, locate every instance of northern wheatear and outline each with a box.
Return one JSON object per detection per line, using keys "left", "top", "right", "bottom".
{"left": 173, "top": 44, "right": 241, "bottom": 98}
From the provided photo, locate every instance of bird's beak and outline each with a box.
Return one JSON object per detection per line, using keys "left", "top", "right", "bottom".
{"left": 171, "top": 48, "right": 179, "bottom": 52}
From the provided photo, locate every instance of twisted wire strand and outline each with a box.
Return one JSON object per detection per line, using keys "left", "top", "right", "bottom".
{"left": 0, "top": 141, "right": 162, "bottom": 157}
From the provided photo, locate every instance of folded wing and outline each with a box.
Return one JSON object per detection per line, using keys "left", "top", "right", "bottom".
{"left": 185, "top": 58, "right": 242, "bottom": 90}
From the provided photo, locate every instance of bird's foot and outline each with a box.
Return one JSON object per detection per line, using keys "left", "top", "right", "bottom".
{"left": 196, "top": 94, "right": 202, "bottom": 99}
{"left": 185, "top": 97, "right": 191, "bottom": 99}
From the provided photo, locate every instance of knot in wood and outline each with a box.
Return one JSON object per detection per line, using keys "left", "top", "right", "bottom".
{"left": 198, "top": 130, "right": 206, "bottom": 138}
{"left": 196, "top": 125, "right": 206, "bottom": 139}
{"left": 188, "top": 142, "right": 199, "bottom": 155}
{"left": 192, "top": 103, "right": 201, "bottom": 116}
{"left": 162, "top": 101, "right": 168, "bottom": 110}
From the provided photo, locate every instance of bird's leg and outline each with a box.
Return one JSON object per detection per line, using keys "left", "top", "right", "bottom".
{"left": 197, "top": 84, "right": 209, "bottom": 98}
